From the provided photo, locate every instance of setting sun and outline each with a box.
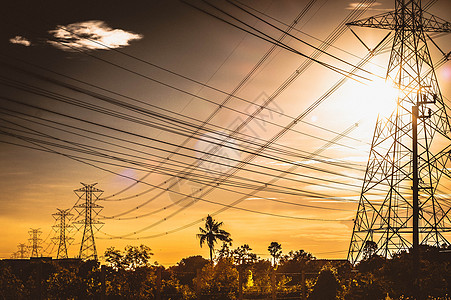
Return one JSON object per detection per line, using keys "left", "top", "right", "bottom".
{"left": 366, "top": 79, "right": 399, "bottom": 117}
{"left": 354, "top": 79, "right": 399, "bottom": 118}
{"left": 335, "top": 78, "right": 400, "bottom": 125}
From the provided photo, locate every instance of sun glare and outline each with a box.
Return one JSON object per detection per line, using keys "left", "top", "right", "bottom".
{"left": 345, "top": 79, "right": 399, "bottom": 120}
{"left": 338, "top": 78, "right": 400, "bottom": 125}
{"left": 366, "top": 79, "right": 399, "bottom": 117}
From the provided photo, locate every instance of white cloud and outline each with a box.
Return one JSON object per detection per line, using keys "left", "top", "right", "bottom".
{"left": 9, "top": 35, "right": 31, "bottom": 46}
{"left": 346, "top": 2, "right": 389, "bottom": 11}
{"left": 47, "top": 20, "right": 143, "bottom": 51}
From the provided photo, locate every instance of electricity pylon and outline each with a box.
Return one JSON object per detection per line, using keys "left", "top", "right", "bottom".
{"left": 28, "top": 228, "right": 42, "bottom": 258}
{"left": 348, "top": 0, "right": 451, "bottom": 264}
{"left": 73, "top": 183, "right": 104, "bottom": 260}
{"left": 13, "top": 243, "right": 28, "bottom": 258}
{"left": 52, "top": 208, "right": 73, "bottom": 259}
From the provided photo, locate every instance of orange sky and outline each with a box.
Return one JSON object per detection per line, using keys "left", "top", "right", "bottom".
{"left": 0, "top": 0, "right": 450, "bottom": 266}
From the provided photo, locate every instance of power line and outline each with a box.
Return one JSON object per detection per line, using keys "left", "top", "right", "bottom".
{"left": 0, "top": 5, "right": 396, "bottom": 229}
{"left": 0, "top": 109, "right": 366, "bottom": 191}
{"left": 0, "top": 60, "right": 362, "bottom": 159}
{"left": 0, "top": 42, "right": 396, "bottom": 232}
{"left": 97, "top": 0, "right": 396, "bottom": 222}
{"left": 182, "top": 0, "right": 374, "bottom": 83}
{"left": 2, "top": 128, "right": 355, "bottom": 230}
{"left": 232, "top": 0, "right": 386, "bottom": 71}
{"left": 0, "top": 114, "right": 369, "bottom": 203}
{"left": 96, "top": 120, "right": 362, "bottom": 239}
{"left": 0, "top": 95, "right": 367, "bottom": 187}
{"left": 217, "top": 0, "right": 383, "bottom": 78}
{"left": 0, "top": 0, "right": 382, "bottom": 209}
{"left": 1, "top": 0, "right": 408, "bottom": 241}
{"left": 0, "top": 92, "right": 402, "bottom": 223}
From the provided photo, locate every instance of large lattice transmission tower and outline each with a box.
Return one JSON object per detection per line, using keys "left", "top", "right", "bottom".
{"left": 28, "top": 228, "right": 42, "bottom": 258}
{"left": 73, "top": 183, "right": 104, "bottom": 260}
{"left": 52, "top": 208, "right": 73, "bottom": 259}
{"left": 348, "top": 0, "right": 451, "bottom": 264}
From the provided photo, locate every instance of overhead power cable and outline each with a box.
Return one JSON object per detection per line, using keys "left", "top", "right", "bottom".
{"left": 2, "top": 0, "right": 382, "bottom": 209}
{"left": 33, "top": 0, "right": 392, "bottom": 225}
{"left": 0, "top": 63, "right": 410, "bottom": 206}
{"left": 0, "top": 117, "right": 364, "bottom": 203}
{"left": 2, "top": 126, "right": 354, "bottom": 227}
{"left": 232, "top": 0, "right": 386, "bottom": 71}
{"left": 13, "top": 0, "right": 376, "bottom": 203}
{"left": 0, "top": 90, "right": 367, "bottom": 187}
{"left": 0, "top": 116, "right": 365, "bottom": 196}
{"left": 102, "top": 0, "right": 391, "bottom": 223}
{"left": 99, "top": 120, "right": 360, "bottom": 239}
{"left": 0, "top": 107, "right": 370, "bottom": 196}
{"left": 2, "top": 0, "right": 396, "bottom": 237}
{"left": 97, "top": 15, "right": 397, "bottom": 237}
{"left": 0, "top": 60, "right": 362, "bottom": 159}
{"left": 217, "top": 0, "right": 383, "bottom": 79}
{"left": 182, "top": 0, "right": 375, "bottom": 83}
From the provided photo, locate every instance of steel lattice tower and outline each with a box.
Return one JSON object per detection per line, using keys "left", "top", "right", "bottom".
{"left": 28, "top": 228, "right": 42, "bottom": 258}
{"left": 73, "top": 183, "right": 104, "bottom": 260}
{"left": 52, "top": 208, "right": 73, "bottom": 259}
{"left": 14, "top": 243, "right": 28, "bottom": 259}
{"left": 348, "top": 0, "right": 451, "bottom": 264}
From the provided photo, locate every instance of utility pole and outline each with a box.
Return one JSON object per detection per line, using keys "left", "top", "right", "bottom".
{"left": 28, "top": 228, "right": 42, "bottom": 258}
{"left": 52, "top": 208, "right": 73, "bottom": 259}
{"left": 412, "top": 105, "right": 419, "bottom": 252}
{"left": 348, "top": 0, "right": 451, "bottom": 264}
{"left": 73, "top": 183, "right": 104, "bottom": 260}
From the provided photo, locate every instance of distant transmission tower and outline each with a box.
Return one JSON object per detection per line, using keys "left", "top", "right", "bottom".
{"left": 14, "top": 243, "right": 28, "bottom": 259}
{"left": 348, "top": 0, "right": 451, "bottom": 264}
{"left": 73, "top": 183, "right": 104, "bottom": 260}
{"left": 52, "top": 208, "right": 73, "bottom": 259}
{"left": 28, "top": 228, "right": 42, "bottom": 258}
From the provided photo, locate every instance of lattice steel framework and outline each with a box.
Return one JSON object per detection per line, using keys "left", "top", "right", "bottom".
{"left": 28, "top": 228, "right": 42, "bottom": 258}
{"left": 52, "top": 208, "right": 73, "bottom": 259}
{"left": 13, "top": 243, "right": 28, "bottom": 259}
{"left": 348, "top": 0, "right": 451, "bottom": 264}
{"left": 73, "top": 183, "right": 103, "bottom": 260}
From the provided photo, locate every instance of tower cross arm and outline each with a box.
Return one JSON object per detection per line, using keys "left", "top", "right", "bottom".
{"left": 346, "top": 11, "right": 451, "bottom": 33}
{"left": 346, "top": 11, "right": 396, "bottom": 30}
{"left": 422, "top": 12, "right": 451, "bottom": 33}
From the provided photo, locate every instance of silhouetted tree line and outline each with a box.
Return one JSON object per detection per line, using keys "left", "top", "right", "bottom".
{"left": 1, "top": 243, "right": 450, "bottom": 299}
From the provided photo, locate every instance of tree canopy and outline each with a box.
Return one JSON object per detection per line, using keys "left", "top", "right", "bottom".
{"left": 268, "top": 242, "right": 282, "bottom": 266}
{"left": 104, "top": 244, "right": 153, "bottom": 270}
{"left": 197, "top": 215, "right": 232, "bottom": 261}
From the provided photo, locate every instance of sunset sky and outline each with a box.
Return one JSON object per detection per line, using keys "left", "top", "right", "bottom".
{"left": 0, "top": 0, "right": 450, "bottom": 266}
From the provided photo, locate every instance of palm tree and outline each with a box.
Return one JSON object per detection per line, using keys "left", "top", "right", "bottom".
{"left": 197, "top": 215, "right": 232, "bottom": 261}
